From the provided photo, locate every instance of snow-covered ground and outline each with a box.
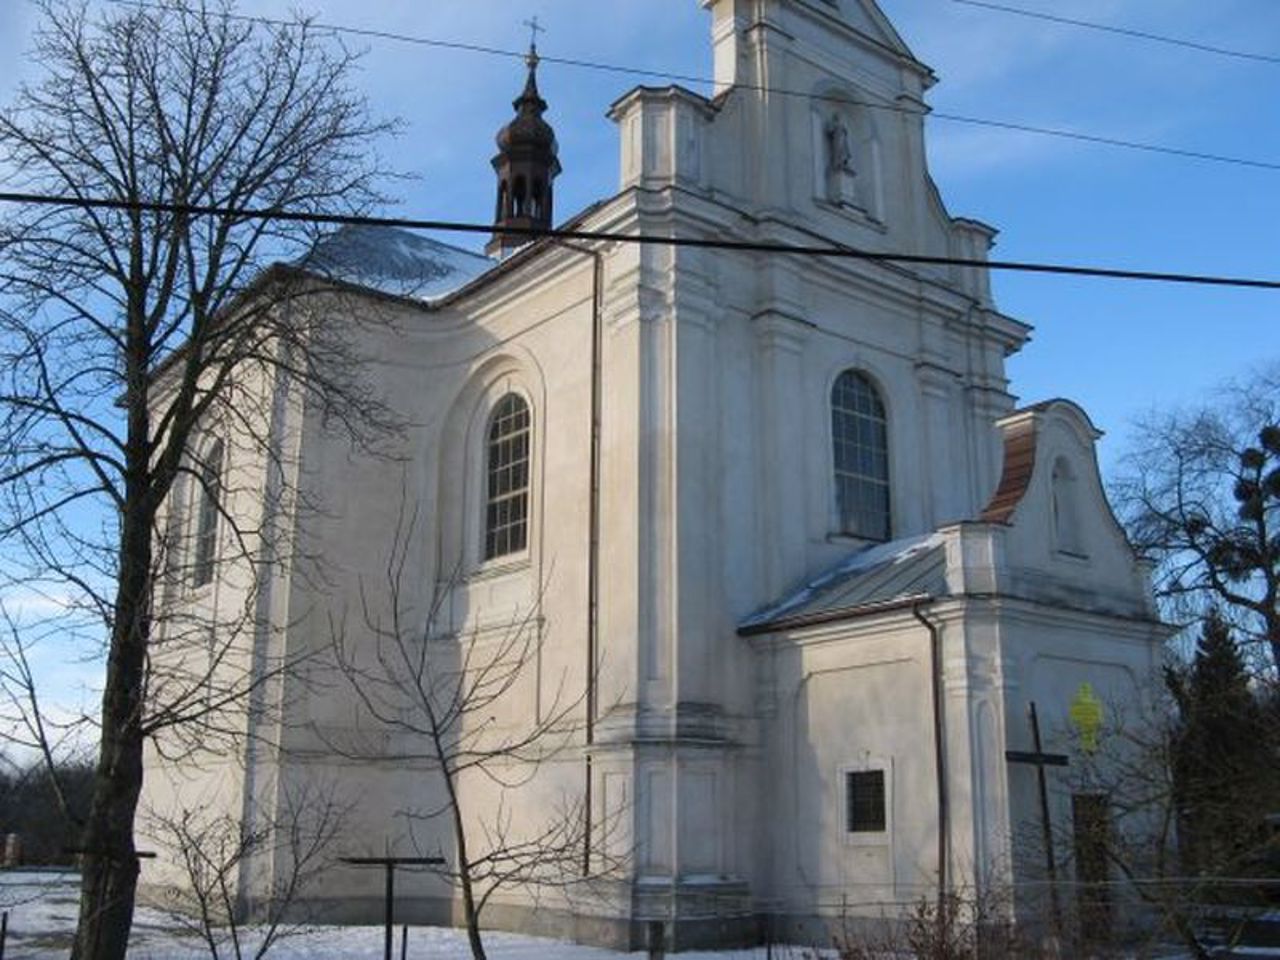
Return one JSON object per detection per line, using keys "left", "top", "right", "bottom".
{"left": 0, "top": 871, "right": 818, "bottom": 959}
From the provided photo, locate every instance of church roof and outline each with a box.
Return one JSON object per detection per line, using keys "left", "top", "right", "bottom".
{"left": 300, "top": 225, "right": 495, "bottom": 303}
{"left": 495, "top": 51, "right": 560, "bottom": 162}
{"left": 739, "top": 532, "right": 947, "bottom": 635}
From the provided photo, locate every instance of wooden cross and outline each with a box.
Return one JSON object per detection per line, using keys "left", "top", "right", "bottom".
{"left": 1006, "top": 701, "right": 1068, "bottom": 934}
{"left": 524, "top": 15, "right": 546, "bottom": 52}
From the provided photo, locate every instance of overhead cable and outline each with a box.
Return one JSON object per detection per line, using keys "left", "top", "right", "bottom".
{"left": 951, "top": 0, "right": 1280, "bottom": 67}
{"left": 1, "top": 190, "right": 1278, "bottom": 291}
{"left": 99, "top": 0, "right": 1280, "bottom": 173}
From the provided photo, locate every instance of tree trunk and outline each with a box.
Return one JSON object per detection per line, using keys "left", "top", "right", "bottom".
{"left": 447, "top": 773, "right": 487, "bottom": 960}
{"left": 71, "top": 519, "right": 152, "bottom": 960}
{"left": 73, "top": 272, "right": 155, "bottom": 959}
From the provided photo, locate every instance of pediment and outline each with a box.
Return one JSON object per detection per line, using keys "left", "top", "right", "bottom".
{"left": 808, "top": 0, "right": 921, "bottom": 65}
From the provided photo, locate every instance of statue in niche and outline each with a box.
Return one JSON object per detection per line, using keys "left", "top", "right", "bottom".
{"left": 823, "top": 112, "right": 859, "bottom": 206}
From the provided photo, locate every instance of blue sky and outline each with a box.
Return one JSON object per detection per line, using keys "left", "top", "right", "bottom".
{"left": 226, "top": 0, "right": 1280, "bottom": 480}
{"left": 3, "top": 0, "right": 1277, "bottom": 468}
{"left": 0, "top": 1, "right": 1277, "bottom": 720}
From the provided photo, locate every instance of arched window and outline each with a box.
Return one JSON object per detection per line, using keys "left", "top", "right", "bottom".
{"left": 831, "top": 371, "right": 890, "bottom": 540}
{"left": 484, "top": 394, "right": 531, "bottom": 560}
{"left": 192, "top": 438, "right": 224, "bottom": 587}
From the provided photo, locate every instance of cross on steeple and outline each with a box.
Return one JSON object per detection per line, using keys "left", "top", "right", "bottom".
{"left": 523, "top": 15, "right": 545, "bottom": 56}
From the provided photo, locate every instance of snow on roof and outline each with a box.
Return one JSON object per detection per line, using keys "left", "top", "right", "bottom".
{"left": 739, "top": 532, "right": 946, "bottom": 632}
{"left": 300, "top": 224, "right": 495, "bottom": 303}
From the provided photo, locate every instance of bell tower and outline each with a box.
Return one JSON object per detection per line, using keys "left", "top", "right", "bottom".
{"left": 487, "top": 25, "right": 562, "bottom": 258}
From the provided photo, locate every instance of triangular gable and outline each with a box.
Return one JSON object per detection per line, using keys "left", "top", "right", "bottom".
{"left": 803, "top": 0, "right": 926, "bottom": 72}
{"left": 818, "top": 0, "right": 924, "bottom": 67}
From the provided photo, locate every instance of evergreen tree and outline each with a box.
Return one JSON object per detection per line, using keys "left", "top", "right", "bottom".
{"left": 1166, "top": 610, "right": 1277, "bottom": 880}
{"left": 0, "top": 757, "right": 94, "bottom": 864}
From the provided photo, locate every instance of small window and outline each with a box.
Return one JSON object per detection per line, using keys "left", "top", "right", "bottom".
{"left": 831, "top": 371, "right": 890, "bottom": 540}
{"left": 192, "top": 439, "right": 224, "bottom": 588}
{"left": 484, "top": 394, "right": 531, "bottom": 561}
{"left": 846, "top": 769, "right": 886, "bottom": 833}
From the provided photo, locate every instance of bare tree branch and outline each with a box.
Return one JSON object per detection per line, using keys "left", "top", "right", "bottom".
{"left": 1112, "top": 361, "right": 1280, "bottom": 676}
{"left": 324, "top": 495, "right": 627, "bottom": 960}
{"left": 0, "top": 2, "right": 402, "bottom": 957}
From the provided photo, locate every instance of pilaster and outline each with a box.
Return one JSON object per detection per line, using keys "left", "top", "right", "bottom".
{"left": 752, "top": 302, "right": 812, "bottom": 600}
{"left": 672, "top": 253, "right": 722, "bottom": 706}
{"left": 917, "top": 359, "right": 962, "bottom": 526}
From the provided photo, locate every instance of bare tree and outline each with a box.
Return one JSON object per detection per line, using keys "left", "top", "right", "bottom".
{"left": 1059, "top": 697, "right": 1199, "bottom": 957}
{"left": 326, "top": 500, "right": 622, "bottom": 960}
{"left": 0, "top": 601, "right": 94, "bottom": 823}
{"left": 0, "top": 2, "right": 399, "bottom": 956}
{"left": 147, "top": 779, "right": 347, "bottom": 960}
{"left": 1113, "top": 362, "right": 1280, "bottom": 674}
{"left": 1048, "top": 686, "right": 1278, "bottom": 960}
{"left": 824, "top": 886, "right": 1042, "bottom": 960}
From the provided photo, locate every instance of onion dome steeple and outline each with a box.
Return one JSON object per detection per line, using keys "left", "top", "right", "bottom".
{"left": 487, "top": 22, "right": 562, "bottom": 258}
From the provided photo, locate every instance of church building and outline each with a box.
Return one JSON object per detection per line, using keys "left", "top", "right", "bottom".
{"left": 141, "top": 0, "right": 1167, "bottom": 950}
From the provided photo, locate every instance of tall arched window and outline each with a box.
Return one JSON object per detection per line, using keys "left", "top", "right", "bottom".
{"left": 831, "top": 371, "right": 890, "bottom": 540}
{"left": 192, "top": 438, "right": 224, "bottom": 587}
{"left": 484, "top": 394, "right": 531, "bottom": 560}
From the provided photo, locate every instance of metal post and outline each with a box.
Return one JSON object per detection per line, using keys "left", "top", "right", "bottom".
{"left": 384, "top": 861, "right": 394, "bottom": 960}
{"left": 338, "top": 856, "right": 443, "bottom": 960}
{"left": 1, "top": 909, "right": 8, "bottom": 960}
{"left": 400, "top": 923, "right": 408, "bottom": 960}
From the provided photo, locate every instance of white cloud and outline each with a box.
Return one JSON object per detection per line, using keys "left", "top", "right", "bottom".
{"left": 0, "top": 587, "right": 76, "bottom": 620}
{"left": 926, "top": 122, "right": 1066, "bottom": 180}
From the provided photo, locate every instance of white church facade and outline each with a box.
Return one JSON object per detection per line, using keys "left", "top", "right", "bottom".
{"left": 141, "top": 0, "right": 1168, "bottom": 949}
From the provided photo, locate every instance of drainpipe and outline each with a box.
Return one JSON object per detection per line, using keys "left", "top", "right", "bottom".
{"left": 912, "top": 601, "right": 949, "bottom": 908}
{"left": 556, "top": 240, "right": 604, "bottom": 874}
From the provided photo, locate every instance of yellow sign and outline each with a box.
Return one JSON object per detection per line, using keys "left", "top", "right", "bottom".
{"left": 1069, "top": 683, "right": 1104, "bottom": 753}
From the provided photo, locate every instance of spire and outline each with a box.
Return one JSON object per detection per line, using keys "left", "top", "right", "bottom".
{"left": 518, "top": 16, "right": 545, "bottom": 107}
{"left": 512, "top": 44, "right": 547, "bottom": 124}
{"left": 487, "top": 19, "right": 561, "bottom": 258}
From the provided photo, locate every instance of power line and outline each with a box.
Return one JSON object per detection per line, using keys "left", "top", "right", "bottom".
{"left": 100, "top": 0, "right": 1280, "bottom": 174}
{"left": 1, "top": 190, "right": 1278, "bottom": 291}
{"left": 951, "top": 0, "right": 1280, "bottom": 67}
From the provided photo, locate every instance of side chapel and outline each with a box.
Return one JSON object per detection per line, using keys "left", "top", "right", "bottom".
{"left": 141, "top": 0, "right": 1166, "bottom": 949}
